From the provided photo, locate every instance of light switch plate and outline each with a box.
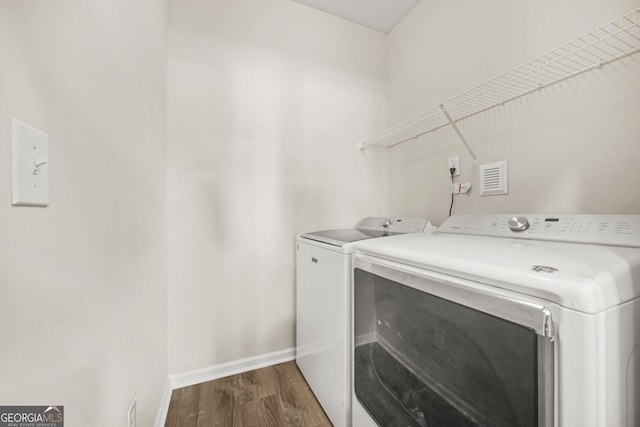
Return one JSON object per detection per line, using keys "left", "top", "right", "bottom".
{"left": 12, "top": 118, "right": 50, "bottom": 207}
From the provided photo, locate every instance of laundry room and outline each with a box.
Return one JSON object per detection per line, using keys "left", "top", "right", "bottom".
{"left": 1, "top": 0, "right": 639, "bottom": 426}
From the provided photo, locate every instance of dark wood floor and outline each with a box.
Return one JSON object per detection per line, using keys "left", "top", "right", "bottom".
{"left": 165, "top": 361, "right": 333, "bottom": 427}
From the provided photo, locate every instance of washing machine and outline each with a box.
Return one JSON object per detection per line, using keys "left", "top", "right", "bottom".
{"left": 296, "top": 217, "right": 433, "bottom": 427}
{"left": 352, "top": 214, "right": 640, "bottom": 427}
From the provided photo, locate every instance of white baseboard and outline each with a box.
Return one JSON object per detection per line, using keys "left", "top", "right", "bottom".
{"left": 169, "top": 346, "right": 296, "bottom": 391}
{"left": 153, "top": 379, "right": 172, "bottom": 427}
{"left": 155, "top": 347, "right": 296, "bottom": 426}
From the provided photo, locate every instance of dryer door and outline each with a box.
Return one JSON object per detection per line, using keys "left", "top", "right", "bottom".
{"left": 353, "top": 256, "right": 554, "bottom": 427}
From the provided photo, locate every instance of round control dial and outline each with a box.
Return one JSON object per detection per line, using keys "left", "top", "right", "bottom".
{"left": 508, "top": 216, "right": 530, "bottom": 232}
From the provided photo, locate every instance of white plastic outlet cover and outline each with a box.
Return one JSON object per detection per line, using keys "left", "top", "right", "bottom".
{"left": 448, "top": 156, "right": 460, "bottom": 176}
{"left": 292, "top": 0, "right": 421, "bottom": 33}
{"left": 480, "top": 161, "right": 508, "bottom": 196}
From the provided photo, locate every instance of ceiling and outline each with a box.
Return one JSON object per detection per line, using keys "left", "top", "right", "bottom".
{"left": 293, "top": 0, "right": 421, "bottom": 33}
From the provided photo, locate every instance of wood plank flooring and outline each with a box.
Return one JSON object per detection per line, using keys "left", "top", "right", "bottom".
{"left": 165, "top": 361, "right": 333, "bottom": 427}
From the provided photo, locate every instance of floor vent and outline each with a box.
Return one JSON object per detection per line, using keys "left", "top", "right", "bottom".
{"left": 480, "top": 161, "right": 508, "bottom": 196}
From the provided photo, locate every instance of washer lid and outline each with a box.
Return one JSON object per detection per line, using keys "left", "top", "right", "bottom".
{"left": 299, "top": 229, "right": 389, "bottom": 247}
{"left": 353, "top": 233, "right": 640, "bottom": 314}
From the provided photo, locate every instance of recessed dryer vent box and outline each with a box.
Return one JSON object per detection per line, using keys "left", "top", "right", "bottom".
{"left": 480, "top": 160, "right": 508, "bottom": 196}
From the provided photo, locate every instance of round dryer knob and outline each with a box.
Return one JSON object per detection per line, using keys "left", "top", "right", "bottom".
{"left": 382, "top": 219, "right": 393, "bottom": 228}
{"left": 508, "top": 216, "right": 530, "bottom": 232}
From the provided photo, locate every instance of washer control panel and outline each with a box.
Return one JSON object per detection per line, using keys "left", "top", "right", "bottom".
{"left": 439, "top": 214, "right": 640, "bottom": 247}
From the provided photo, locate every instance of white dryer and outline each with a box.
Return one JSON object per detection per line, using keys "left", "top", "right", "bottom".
{"left": 296, "top": 217, "right": 433, "bottom": 427}
{"left": 352, "top": 214, "right": 640, "bottom": 427}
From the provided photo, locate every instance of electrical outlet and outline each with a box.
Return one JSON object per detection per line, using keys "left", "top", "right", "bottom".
{"left": 128, "top": 395, "right": 136, "bottom": 427}
{"left": 448, "top": 156, "right": 460, "bottom": 177}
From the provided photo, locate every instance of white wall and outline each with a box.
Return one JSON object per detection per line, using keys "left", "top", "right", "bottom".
{"left": 387, "top": 0, "right": 640, "bottom": 225}
{"left": 0, "top": 1, "right": 167, "bottom": 425}
{"left": 7, "top": 0, "right": 637, "bottom": 422}
{"left": 167, "top": 0, "right": 388, "bottom": 373}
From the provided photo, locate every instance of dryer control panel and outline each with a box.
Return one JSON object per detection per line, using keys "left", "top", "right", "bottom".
{"left": 356, "top": 217, "right": 432, "bottom": 234}
{"left": 439, "top": 214, "right": 640, "bottom": 248}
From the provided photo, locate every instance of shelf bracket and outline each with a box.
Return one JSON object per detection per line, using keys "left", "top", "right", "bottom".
{"left": 440, "top": 104, "right": 477, "bottom": 164}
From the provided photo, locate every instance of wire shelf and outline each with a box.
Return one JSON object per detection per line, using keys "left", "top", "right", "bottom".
{"left": 361, "top": 8, "right": 640, "bottom": 152}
